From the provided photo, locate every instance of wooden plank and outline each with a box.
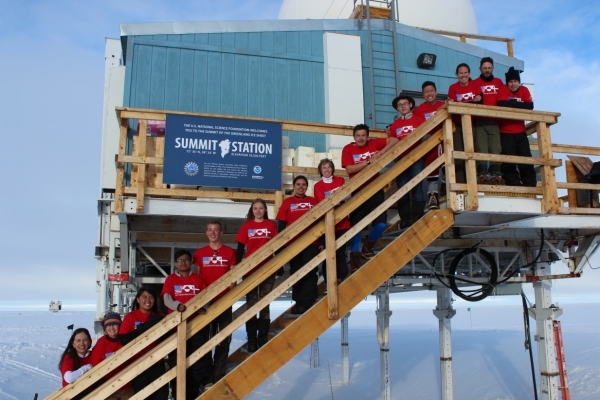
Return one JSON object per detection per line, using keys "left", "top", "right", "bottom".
{"left": 559, "top": 207, "right": 600, "bottom": 215}
{"left": 176, "top": 319, "right": 186, "bottom": 400}
{"left": 325, "top": 210, "right": 338, "bottom": 320}
{"left": 282, "top": 165, "right": 348, "bottom": 177}
{"left": 122, "top": 187, "right": 276, "bottom": 202}
{"left": 207, "top": 210, "right": 454, "bottom": 400}
{"left": 416, "top": 27, "right": 514, "bottom": 43}
{"left": 442, "top": 118, "right": 458, "bottom": 211}
{"left": 136, "top": 120, "right": 148, "bottom": 213}
{"left": 117, "top": 107, "right": 388, "bottom": 138}
{"left": 567, "top": 155, "right": 594, "bottom": 175}
{"left": 114, "top": 118, "right": 129, "bottom": 214}
{"left": 537, "top": 122, "right": 559, "bottom": 214}
{"left": 117, "top": 155, "right": 164, "bottom": 165}
{"left": 530, "top": 143, "right": 600, "bottom": 157}
{"left": 447, "top": 103, "right": 560, "bottom": 123}
{"left": 452, "top": 151, "right": 562, "bottom": 167}
{"left": 130, "top": 369, "right": 176, "bottom": 400}
{"left": 461, "top": 114, "right": 478, "bottom": 211}
{"left": 449, "top": 183, "right": 542, "bottom": 194}
{"left": 507, "top": 41, "right": 514, "bottom": 57}
{"left": 274, "top": 190, "right": 283, "bottom": 217}
{"left": 459, "top": 35, "right": 466, "bottom": 43}
{"left": 557, "top": 182, "right": 600, "bottom": 191}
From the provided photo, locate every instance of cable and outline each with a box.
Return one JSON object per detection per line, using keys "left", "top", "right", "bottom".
{"left": 497, "top": 229, "right": 545, "bottom": 284}
{"left": 322, "top": 0, "right": 337, "bottom": 18}
{"left": 521, "top": 290, "right": 539, "bottom": 400}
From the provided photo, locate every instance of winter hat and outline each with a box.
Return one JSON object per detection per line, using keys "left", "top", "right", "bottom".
{"left": 505, "top": 67, "right": 521, "bottom": 83}
{"left": 102, "top": 312, "right": 122, "bottom": 328}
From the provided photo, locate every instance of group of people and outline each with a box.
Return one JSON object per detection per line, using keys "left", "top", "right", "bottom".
{"left": 58, "top": 56, "right": 535, "bottom": 399}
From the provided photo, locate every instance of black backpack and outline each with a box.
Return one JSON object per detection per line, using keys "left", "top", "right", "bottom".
{"left": 585, "top": 161, "right": 600, "bottom": 183}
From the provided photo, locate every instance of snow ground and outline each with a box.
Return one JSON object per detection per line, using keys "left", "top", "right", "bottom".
{"left": 1, "top": 302, "right": 599, "bottom": 400}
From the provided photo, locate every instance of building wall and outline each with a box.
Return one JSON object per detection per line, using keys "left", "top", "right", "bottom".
{"left": 122, "top": 20, "right": 523, "bottom": 150}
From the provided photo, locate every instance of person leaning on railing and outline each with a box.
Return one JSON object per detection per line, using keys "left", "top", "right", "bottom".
{"left": 58, "top": 328, "right": 93, "bottom": 400}
{"left": 342, "top": 124, "right": 398, "bottom": 269}
{"left": 388, "top": 94, "right": 427, "bottom": 229}
{"left": 276, "top": 175, "right": 319, "bottom": 315}
{"left": 447, "top": 63, "right": 483, "bottom": 184}
{"left": 496, "top": 67, "right": 536, "bottom": 187}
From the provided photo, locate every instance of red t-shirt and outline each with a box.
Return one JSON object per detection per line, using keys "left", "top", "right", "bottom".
{"left": 60, "top": 352, "right": 92, "bottom": 387}
{"left": 415, "top": 100, "right": 445, "bottom": 177}
{"left": 235, "top": 219, "right": 278, "bottom": 276}
{"left": 119, "top": 309, "right": 164, "bottom": 359}
{"left": 276, "top": 195, "right": 318, "bottom": 245}
{"left": 388, "top": 113, "right": 426, "bottom": 157}
{"left": 497, "top": 85, "right": 533, "bottom": 134}
{"left": 448, "top": 80, "right": 483, "bottom": 123}
{"left": 91, "top": 335, "right": 132, "bottom": 390}
{"left": 160, "top": 273, "right": 207, "bottom": 312}
{"left": 473, "top": 76, "right": 503, "bottom": 106}
{"left": 193, "top": 244, "right": 236, "bottom": 301}
{"left": 313, "top": 176, "right": 351, "bottom": 230}
{"left": 342, "top": 137, "right": 388, "bottom": 189}
{"left": 414, "top": 100, "right": 445, "bottom": 120}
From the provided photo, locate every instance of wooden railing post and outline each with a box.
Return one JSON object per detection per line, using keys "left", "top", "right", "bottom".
{"left": 507, "top": 40, "right": 514, "bottom": 57}
{"left": 443, "top": 118, "right": 458, "bottom": 211}
{"left": 114, "top": 117, "right": 128, "bottom": 214}
{"left": 460, "top": 114, "right": 479, "bottom": 210}
{"left": 565, "top": 161, "right": 579, "bottom": 208}
{"left": 325, "top": 210, "right": 339, "bottom": 320}
{"left": 176, "top": 318, "right": 187, "bottom": 400}
{"left": 136, "top": 119, "right": 147, "bottom": 213}
{"left": 274, "top": 190, "right": 283, "bottom": 217}
{"left": 537, "top": 122, "right": 559, "bottom": 213}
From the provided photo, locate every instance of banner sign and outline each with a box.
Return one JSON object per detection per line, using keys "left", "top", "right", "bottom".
{"left": 163, "top": 115, "right": 282, "bottom": 190}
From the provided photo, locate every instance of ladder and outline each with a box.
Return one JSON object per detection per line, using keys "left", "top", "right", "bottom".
{"left": 553, "top": 320, "right": 571, "bottom": 400}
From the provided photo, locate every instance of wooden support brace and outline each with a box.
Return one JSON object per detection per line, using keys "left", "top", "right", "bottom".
{"left": 537, "top": 122, "right": 559, "bottom": 213}
{"left": 461, "top": 114, "right": 479, "bottom": 211}
{"left": 177, "top": 318, "right": 187, "bottom": 400}
{"left": 443, "top": 118, "right": 458, "bottom": 211}
{"left": 136, "top": 119, "right": 147, "bottom": 213}
{"left": 507, "top": 40, "right": 514, "bottom": 57}
{"left": 114, "top": 118, "right": 128, "bottom": 214}
{"left": 325, "top": 210, "right": 339, "bottom": 320}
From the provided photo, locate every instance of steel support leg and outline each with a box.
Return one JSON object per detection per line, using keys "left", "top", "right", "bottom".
{"left": 341, "top": 312, "right": 350, "bottom": 385}
{"left": 528, "top": 251, "right": 563, "bottom": 400}
{"left": 376, "top": 283, "right": 392, "bottom": 400}
{"left": 310, "top": 338, "right": 319, "bottom": 368}
{"left": 432, "top": 287, "right": 456, "bottom": 400}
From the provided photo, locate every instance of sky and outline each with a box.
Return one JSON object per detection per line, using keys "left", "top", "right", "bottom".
{"left": 0, "top": 0, "right": 599, "bottom": 308}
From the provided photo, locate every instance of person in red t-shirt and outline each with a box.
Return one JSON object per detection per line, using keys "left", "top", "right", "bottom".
{"left": 389, "top": 94, "right": 426, "bottom": 229}
{"left": 161, "top": 249, "right": 211, "bottom": 397}
{"left": 448, "top": 63, "right": 483, "bottom": 183}
{"left": 472, "top": 57, "right": 504, "bottom": 185}
{"left": 192, "top": 220, "right": 237, "bottom": 384}
{"left": 119, "top": 287, "right": 168, "bottom": 400}
{"left": 91, "top": 312, "right": 134, "bottom": 400}
{"left": 342, "top": 124, "right": 398, "bottom": 266}
{"left": 58, "top": 327, "right": 93, "bottom": 398}
{"left": 414, "top": 81, "right": 445, "bottom": 211}
{"left": 314, "top": 159, "right": 351, "bottom": 276}
{"left": 276, "top": 176, "right": 319, "bottom": 315}
{"left": 236, "top": 198, "right": 278, "bottom": 353}
{"left": 497, "top": 67, "right": 536, "bottom": 187}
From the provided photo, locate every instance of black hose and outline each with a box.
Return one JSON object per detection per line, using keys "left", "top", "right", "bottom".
{"left": 521, "top": 291, "right": 538, "bottom": 400}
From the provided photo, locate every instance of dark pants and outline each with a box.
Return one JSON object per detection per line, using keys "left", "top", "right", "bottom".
{"left": 289, "top": 244, "right": 319, "bottom": 308}
{"left": 396, "top": 158, "right": 425, "bottom": 205}
{"left": 210, "top": 307, "right": 233, "bottom": 383}
{"left": 245, "top": 273, "right": 275, "bottom": 320}
{"left": 473, "top": 120, "right": 502, "bottom": 176}
{"left": 500, "top": 132, "right": 537, "bottom": 186}
{"left": 453, "top": 124, "right": 466, "bottom": 183}
{"left": 186, "top": 325, "right": 212, "bottom": 398}
{"left": 132, "top": 362, "right": 169, "bottom": 400}
{"left": 350, "top": 189, "right": 387, "bottom": 228}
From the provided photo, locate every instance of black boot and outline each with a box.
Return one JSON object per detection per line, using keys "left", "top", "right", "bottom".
{"left": 257, "top": 319, "right": 271, "bottom": 348}
{"left": 411, "top": 201, "right": 427, "bottom": 225}
{"left": 398, "top": 201, "right": 411, "bottom": 229}
{"left": 246, "top": 318, "right": 258, "bottom": 353}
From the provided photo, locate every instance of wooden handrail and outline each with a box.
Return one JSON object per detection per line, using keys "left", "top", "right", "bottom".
{"left": 416, "top": 27, "right": 516, "bottom": 57}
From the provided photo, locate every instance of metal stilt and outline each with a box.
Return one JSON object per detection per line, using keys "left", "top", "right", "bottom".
{"left": 528, "top": 250, "right": 563, "bottom": 400}
{"left": 310, "top": 338, "right": 319, "bottom": 368}
{"left": 376, "top": 283, "right": 392, "bottom": 400}
{"left": 341, "top": 312, "right": 351, "bottom": 385}
{"left": 432, "top": 287, "right": 456, "bottom": 400}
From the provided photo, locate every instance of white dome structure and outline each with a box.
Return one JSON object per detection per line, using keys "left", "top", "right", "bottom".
{"left": 278, "top": 0, "right": 478, "bottom": 36}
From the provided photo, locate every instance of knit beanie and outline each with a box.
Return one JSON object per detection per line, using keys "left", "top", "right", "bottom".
{"left": 505, "top": 67, "right": 521, "bottom": 83}
{"left": 102, "top": 312, "right": 122, "bottom": 328}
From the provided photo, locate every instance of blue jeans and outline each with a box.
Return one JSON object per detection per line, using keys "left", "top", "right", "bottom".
{"left": 396, "top": 158, "right": 425, "bottom": 205}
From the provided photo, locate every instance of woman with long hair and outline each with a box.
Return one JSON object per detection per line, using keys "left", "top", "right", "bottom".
{"left": 236, "top": 198, "right": 278, "bottom": 352}
{"left": 276, "top": 175, "right": 319, "bottom": 315}
{"left": 58, "top": 328, "right": 93, "bottom": 393}
{"left": 119, "top": 287, "right": 168, "bottom": 399}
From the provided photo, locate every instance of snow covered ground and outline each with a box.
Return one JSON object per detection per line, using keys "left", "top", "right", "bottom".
{"left": 1, "top": 300, "right": 599, "bottom": 399}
